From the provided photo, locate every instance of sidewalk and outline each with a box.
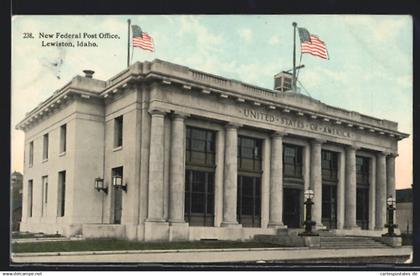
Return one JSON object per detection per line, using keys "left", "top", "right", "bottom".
{"left": 12, "top": 246, "right": 412, "bottom": 263}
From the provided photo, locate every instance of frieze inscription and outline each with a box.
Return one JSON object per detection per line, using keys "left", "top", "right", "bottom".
{"left": 240, "top": 108, "right": 351, "bottom": 138}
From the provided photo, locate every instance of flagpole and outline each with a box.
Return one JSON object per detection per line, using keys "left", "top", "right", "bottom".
{"left": 292, "top": 22, "right": 297, "bottom": 92}
{"left": 127, "top": 19, "right": 131, "bottom": 67}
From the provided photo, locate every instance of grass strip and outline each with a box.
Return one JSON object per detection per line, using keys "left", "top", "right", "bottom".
{"left": 13, "top": 239, "right": 282, "bottom": 253}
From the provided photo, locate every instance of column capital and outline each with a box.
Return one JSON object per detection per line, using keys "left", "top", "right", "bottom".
{"left": 376, "top": 151, "right": 388, "bottom": 158}
{"left": 345, "top": 144, "right": 360, "bottom": 151}
{"left": 225, "top": 122, "right": 242, "bottom": 129}
{"left": 171, "top": 111, "right": 190, "bottom": 120}
{"left": 271, "top": 131, "right": 287, "bottom": 138}
{"left": 387, "top": 152, "right": 399, "bottom": 158}
{"left": 149, "top": 108, "right": 168, "bottom": 116}
{"left": 311, "top": 138, "right": 326, "bottom": 145}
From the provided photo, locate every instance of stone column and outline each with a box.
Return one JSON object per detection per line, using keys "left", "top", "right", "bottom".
{"left": 344, "top": 145, "right": 358, "bottom": 229}
{"left": 268, "top": 132, "right": 286, "bottom": 228}
{"left": 375, "top": 152, "right": 387, "bottom": 230}
{"left": 310, "top": 139, "right": 324, "bottom": 229}
{"left": 221, "top": 123, "right": 241, "bottom": 227}
{"left": 368, "top": 156, "right": 377, "bottom": 230}
{"left": 387, "top": 153, "right": 397, "bottom": 201}
{"left": 336, "top": 151, "right": 345, "bottom": 230}
{"left": 146, "top": 109, "right": 167, "bottom": 222}
{"left": 169, "top": 113, "right": 188, "bottom": 224}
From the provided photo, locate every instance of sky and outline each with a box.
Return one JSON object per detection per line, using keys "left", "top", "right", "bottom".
{"left": 11, "top": 15, "right": 412, "bottom": 188}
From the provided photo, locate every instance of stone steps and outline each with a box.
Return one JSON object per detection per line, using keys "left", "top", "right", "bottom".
{"left": 320, "top": 236, "right": 389, "bottom": 249}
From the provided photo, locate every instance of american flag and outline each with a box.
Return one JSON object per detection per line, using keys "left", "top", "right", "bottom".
{"left": 132, "top": 25, "right": 154, "bottom": 52}
{"left": 298, "top": 28, "right": 328, "bottom": 60}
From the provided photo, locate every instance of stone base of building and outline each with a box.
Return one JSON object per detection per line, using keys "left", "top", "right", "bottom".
{"left": 144, "top": 221, "right": 170, "bottom": 241}
{"left": 169, "top": 222, "right": 189, "bottom": 241}
{"left": 20, "top": 221, "right": 83, "bottom": 237}
{"left": 82, "top": 224, "right": 126, "bottom": 239}
{"left": 20, "top": 220, "right": 400, "bottom": 242}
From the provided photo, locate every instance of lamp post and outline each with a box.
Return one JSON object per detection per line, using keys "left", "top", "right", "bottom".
{"left": 382, "top": 195, "right": 398, "bottom": 237}
{"left": 299, "top": 189, "right": 318, "bottom": 236}
{"left": 94, "top": 177, "right": 108, "bottom": 194}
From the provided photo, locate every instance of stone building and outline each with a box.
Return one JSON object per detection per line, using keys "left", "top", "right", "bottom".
{"left": 16, "top": 59, "right": 408, "bottom": 241}
{"left": 396, "top": 188, "right": 412, "bottom": 234}
{"left": 11, "top": 171, "right": 23, "bottom": 231}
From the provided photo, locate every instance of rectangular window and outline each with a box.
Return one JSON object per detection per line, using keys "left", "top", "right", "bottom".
{"left": 321, "top": 150, "right": 338, "bottom": 182}
{"left": 28, "top": 180, "right": 33, "bottom": 217}
{"left": 41, "top": 176, "right": 48, "bottom": 216}
{"left": 43, "top": 133, "right": 49, "bottom": 160}
{"left": 237, "top": 136, "right": 263, "bottom": 173}
{"left": 57, "top": 171, "right": 66, "bottom": 217}
{"left": 185, "top": 126, "right": 216, "bottom": 226}
{"left": 237, "top": 175, "right": 261, "bottom": 227}
{"left": 185, "top": 170, "right": 215, "bottom": 226}
{"left": 283, "top": 144, "right": 303, "bottom": 179}
{"left": 356, "top": 156, "right": 370, "bottom": 186}
{"left": 186, "top": 127, "right": 216, "bottom": 168}
{"left": 29, "top": 141, "right": 34, "bottom": 167}
{"left": 356, "top": 156, "right": 370, "bottom": 229}
{"left": 60, "top": 124, "right": 67, "bottom": 153}
{"left": 114, "top": 116, "right": 123, "bottom": 148}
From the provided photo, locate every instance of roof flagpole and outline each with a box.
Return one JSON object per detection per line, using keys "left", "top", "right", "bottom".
{"left": 292, "top": 22, "right": 297, "bottom": 92}
{"left": 127, "top": 19, "right": 131, "bottom": 67}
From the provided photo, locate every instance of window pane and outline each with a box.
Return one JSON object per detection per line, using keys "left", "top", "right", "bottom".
{"left": 191, "top": 151, "right": 206, "bottom": 164}
{"left": 192, "top": 171, "right": 205, "bottom": 192}
{"left": 242, "top": 177, "right": 253, "bottom": 196}
{"left": 207, "top": 194, "right": 214, "bottom": 214}
{"left": 191, "top": 193, "right": 205, "bottom": 213}
{"left": 241, "top": 196, "right": 253, "bottom": 215}
{"left": 191, "top": 140, "right": 205, "bottom": 151}
{"left": 191, "top": 128, "right": 206, "bottom": 140}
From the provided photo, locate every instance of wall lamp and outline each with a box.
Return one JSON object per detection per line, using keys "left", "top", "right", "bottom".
{"left": 94, "top": 177, "right": 108, "bottom": 194}
{"left": 112, "top": 175, "right": 127, "bottom": 192}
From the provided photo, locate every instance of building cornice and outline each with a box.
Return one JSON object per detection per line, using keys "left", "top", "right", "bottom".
{"left": 16, "top": 75, "right": 105, "bottom": 131}
{"left": 16, "top": 59, "right": 410, "bottom": 141}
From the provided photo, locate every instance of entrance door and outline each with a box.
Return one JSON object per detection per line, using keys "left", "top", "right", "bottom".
{"left": 356, "top": 187, "right": 369, "bottom": 229}
{"left": 322, "top": 184, "right": 337, "bottom": 229}
{"left": 113, "top": 188, "right": 122, "bottom": 224}
{"left": 283, "top": 188, "right": 301, "bottom": 228}
{"left": 112, "top": 167, "right": 123, "bottom": 224}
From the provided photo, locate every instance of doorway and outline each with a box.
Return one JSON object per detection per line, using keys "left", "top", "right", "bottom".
{"left": 356, "top": 187, "right": 369, "bottom": 229}
{"left": 322, "top": 184, "right": 337, "bottom": 229}
{"left": 112, "top": 167, "right": 123, "bottom": 224}
{"left": 283, "top": 188, "right": 302, "bottom": 228}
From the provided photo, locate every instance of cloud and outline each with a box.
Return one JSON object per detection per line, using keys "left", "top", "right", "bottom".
{"left": 268, "top": 35, "right": 280, "bottom": 45}
{"left": 341, "top": 15, "right": 408, "bottom": 43}
{"left": 176, "top": 16, "right": 224, "bottom": 55}
{"left": 238, "top": 28, "right": 253, "bottom": 42}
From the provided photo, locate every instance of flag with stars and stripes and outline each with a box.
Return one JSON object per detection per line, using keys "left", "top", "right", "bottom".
{"left": 298, "top": 27, "right": 329, "bottom": 60}
{"left": 132, "top": 25, "right": 155, "bottom": 52}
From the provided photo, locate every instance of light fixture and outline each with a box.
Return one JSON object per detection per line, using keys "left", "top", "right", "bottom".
{"left": 386, "top": 195, "right": 396, "bottom": 207}
{"left": 94, "top": 177, "right": 108, "bottom": 194}
{"left": 112, "top": 175, "right": 127, "bottom": 192}
{"left": 304, "top": 189, "right": 314, "bottom": 200}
